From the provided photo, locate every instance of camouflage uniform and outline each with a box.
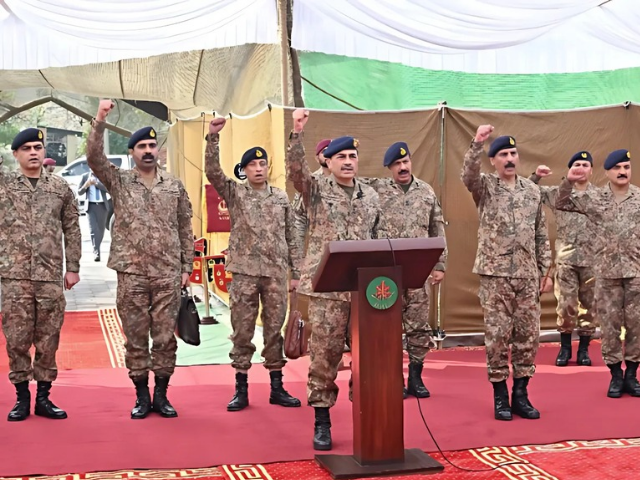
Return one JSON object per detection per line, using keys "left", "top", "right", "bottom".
{"left": 534, "top": 183, "right": 597, "bottom": 336}
{"left": 556, "top": 181, "right": 640, "bottom": 365}
{"left": 0, "top": 169, "right": 81, "bottom": 383}
{"left": 286, "top": 132, "right": 380, "bottom": 408}
{"left": 362, "top": 177, "right": 447, "bottom": 363}
{"left": 461, "top": 141, "right": 551, "bottom": 383}
{"left": 87, "top": 121, "right": 194, "bottom": 380}
{"left": 204, "top": 134, "right": 301, "bottom": 371}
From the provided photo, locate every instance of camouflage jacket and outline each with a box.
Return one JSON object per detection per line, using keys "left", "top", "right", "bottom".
{"left": 556, "top": 180, "right": 640, "bottom": 279}
{"left": 530, "top": 176, "right": 597, "bottom": 267}
{"left": 360, "top": 176, "right": 447, "bottom": 272}
{"left": 461, "top": 141, "right": 551, "bottom": 279}
{"left": 87, "top": 121, "right": 194, "bottom": 277}
{"left": 0, "top": 168, "right": 81, "bottom": 281}
{"left": 291, "top": 167, "right": 324, "bottom": 257}
{"left": 286, "top": 132, "right": 380, "bottom": 301}
{"left": 204, "top": 134, "right": 301, "bottom": 279}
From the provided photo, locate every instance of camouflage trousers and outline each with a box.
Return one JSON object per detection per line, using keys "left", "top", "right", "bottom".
{"left": 116, "top": 273, "right": 181, "bottom": 380}
{"left": 307, "top": 297, "right": 351, "bottom": 408}
{"left": 479, "top": 276, "right": 540, "bottom": 383}
{"left": 403, "top": 287, "right": 431, "bottom": 364}
{"left": 596, "top": 278, "right": 640, "bottom": 365}
{"left": 554, "top": 263, "right": 596, "bottom": 336}
{"left": 228, "top": 273, "right": 287, "bottom": 371}
{"left": 0, "top": 279, "right": 65, "bottom": 383}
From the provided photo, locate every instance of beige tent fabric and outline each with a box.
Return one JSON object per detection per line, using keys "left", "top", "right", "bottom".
{"left": 0, "top": 44, "right": 288, "bottom": 118}
{"left": 169, "top": 105, "right": 640, "bottom": 334}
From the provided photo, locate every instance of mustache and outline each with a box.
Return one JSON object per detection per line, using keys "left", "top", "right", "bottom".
{"left": 341, "top": 166, "right": 354, "bottom": 171}
{"left": 505, "top": 161, "right": 516, "bottom": 168}
{"left": 142, "top": 153, "right": 155, "bottom": 160}
{"left": 399, "top": 170, "right": 410, "bottom": 175}
{"left": 618, "top": 174, "right": 628, "bottom": 178}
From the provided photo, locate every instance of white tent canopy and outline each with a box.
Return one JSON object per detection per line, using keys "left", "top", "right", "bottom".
{"left": 291, "top": 0, "right": 640, "bottom": 74}
{"left": 0, "top": 0, "right": 284, "bottom": 117}
{"left": 2, "top": 0, "right": 640, "bottom": 117}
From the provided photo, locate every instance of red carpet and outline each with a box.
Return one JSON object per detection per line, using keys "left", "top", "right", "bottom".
{"left": 0, "top": 311, "right": 113, "bottom": 372}
{"left": 1, "top": 343, "right": 639, "bottom": 477}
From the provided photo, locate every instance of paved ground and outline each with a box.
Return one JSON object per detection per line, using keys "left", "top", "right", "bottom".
{"left": 64, "top": 214, "right": 117, "bottom": 311}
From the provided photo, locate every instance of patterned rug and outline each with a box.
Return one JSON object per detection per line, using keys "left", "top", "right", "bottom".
{"left": 4, "top": 439, "right": 635, "bottom": 480}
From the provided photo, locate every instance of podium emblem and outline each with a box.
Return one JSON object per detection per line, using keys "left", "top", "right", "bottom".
{"left": 366, "top": 276, "right": 398, "bottom": 310}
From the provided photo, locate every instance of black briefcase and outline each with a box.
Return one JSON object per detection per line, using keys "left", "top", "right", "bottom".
{"left": 176, "top": 288, "right": 201, "bottom": 346}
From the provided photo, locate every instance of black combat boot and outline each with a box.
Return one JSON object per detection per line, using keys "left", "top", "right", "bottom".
{"left": 227, "top": 372, "right": 249, "bottom": 411}
{"left": 8, "top": 381, "right": 31, "bottom": 422}
{"left": 402, "top": 381, "right": 408, "bottom": 399}
{"left": 512, "top": 377, "right": 540, "bottom": 419}
{"left": 623, "top": 361, "right": 640, "bottom": 397}
{"left": 576, "top": 336, "right": 592, "bottom": 366}
{"left": 313, "top": 407, "right": 332, "bottom": 451}
{"left": 152, "top": 376, "right": 177, "bottom": 417}
{"left": 607, "top": 362, "right": 624, "bottom": 398}
{"left": 406, "top": 362, "right": 430, "bottom": 398}
{"left": 555, "top": 333, "right": 572, "bottom": 367}
{"left": 492, "top": 380, "right": 512, "bottom": 421}
{"left": 131, "top": 376, "right": 152, "bottom": 419}
{"left": 34, "top": 381, "right": 67, "bottom": 419}
{"left": 269, "top": 370, "right": 301, "bottom": 407}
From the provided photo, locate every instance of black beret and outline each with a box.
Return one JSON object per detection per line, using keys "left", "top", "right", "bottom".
{"left": 568, "top": 151, "right": 592, "bottom": 168}
{"left": 488, "top": 135, "right": 516, "bottom": 158}
{"left": 323, "top": 136, "right": 359, "bottom": 158}
{"left": 383, "top": 142, "right": 410, "bottom": 167}
{"left": 128, "top": 126, "right": 157, "bottom": 149}
{"left": 11, "top": 128, "right": 44, "bottom": 151}
{"left": 604, "top": 149, "right": 631, "bottom": 170}
{"left": 240, "top": 147, "right": 268, "bottom": 169}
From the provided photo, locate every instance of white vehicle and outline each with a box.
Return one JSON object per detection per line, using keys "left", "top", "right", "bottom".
{"left": 57, "top": 155, "right": 132, "bottom": 214}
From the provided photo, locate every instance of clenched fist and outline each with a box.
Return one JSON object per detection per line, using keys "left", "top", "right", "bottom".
{"left": 209, "top": 118, "right": 226, "bottom": 135}
{"left": 96, "top": 99, "right": 114, "bottom": 122}
{"left": 535, "top": 165, "right": 552, "bottom": 177}
{"left": 567, "top": 167, "right": 588, "bottom": 184}
{"left": 474, "top": 125, "right": 494, "bottom": 143}
{"left": 293, "top": 109, "right": 309, "bottom": 133}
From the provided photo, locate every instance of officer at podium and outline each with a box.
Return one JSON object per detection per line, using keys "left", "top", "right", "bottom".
{"left": 461, "top": 126, "right": 552, "bottom": 422}
{"left": 286, "top": 109, "right": 380, "bottom": 451}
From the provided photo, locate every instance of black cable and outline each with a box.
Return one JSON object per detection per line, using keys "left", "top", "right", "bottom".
{"left": 384, "top": 238, "right": 529, "bottom": 473}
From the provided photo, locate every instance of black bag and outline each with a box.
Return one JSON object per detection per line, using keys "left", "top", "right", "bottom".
{"left": 176, "top": 288, "right": 201, "bottom": 346}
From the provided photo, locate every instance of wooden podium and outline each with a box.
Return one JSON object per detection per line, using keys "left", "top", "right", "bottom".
{"left": 311, "top": 237, "right": 446, "bottom": 479}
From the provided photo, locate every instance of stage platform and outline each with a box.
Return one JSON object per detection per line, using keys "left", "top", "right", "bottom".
{"left": 1, "top": 341, "right": 639, "bottom": 478}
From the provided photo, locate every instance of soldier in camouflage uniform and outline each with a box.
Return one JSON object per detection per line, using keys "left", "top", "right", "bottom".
{"left": 205, "top": 118, "right": 302, "bottom": 412}
{"left": 529, "top": 152, "right": 597, "bottom": 367}
{"left": 461, "top": 126, "right": 552, "bottom": 421}
{"left": 88, "top": 100, "right": 194, "bottom": 419}
{"left": 556, "top": 149, "right": 640, "bottom": 398}
{"left": 360, "top": 141, "right": 447, "bottom": 399}
{"left": 1, "top": 128, "right": 81, "bottom": 421}
{"left": 286, "top": 109, "right": 380, "bottom": 451}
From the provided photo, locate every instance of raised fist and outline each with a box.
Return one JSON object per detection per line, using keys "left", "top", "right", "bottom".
{"left": 535, "top": 165, "right": 552, "bottom": 177}
{"left": 293, "top": 109, "right": 309, "bottom": 133}
{"left": 567, "top": 167, "right": 588, "bottom": 184}
{"left": 209, "top": 118, "right": 226, "bottom": 135}
{"left": 96, "top": 99, "right": 114, "bottom": 122}
{"left": 474, "top": 125, "right": 494, "bottom": 143}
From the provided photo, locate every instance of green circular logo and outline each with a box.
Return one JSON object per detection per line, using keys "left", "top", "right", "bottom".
{"left": 366, "top": 276, "right": 399, "bottom": 310}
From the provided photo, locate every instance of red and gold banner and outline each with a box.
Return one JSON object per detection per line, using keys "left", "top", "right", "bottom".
{"left": 205, "top": 184, "right": 230, "bottom": 232}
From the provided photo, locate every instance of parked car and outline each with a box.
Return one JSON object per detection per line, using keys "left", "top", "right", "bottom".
{"left": 57, "top": 155, "right": 132, "bottom": 220}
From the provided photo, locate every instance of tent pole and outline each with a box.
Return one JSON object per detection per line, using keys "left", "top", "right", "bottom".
{"left": 278, "top": 0, "right": 290, "bottom": 106}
